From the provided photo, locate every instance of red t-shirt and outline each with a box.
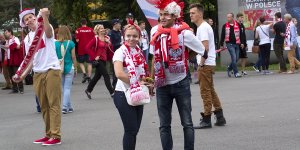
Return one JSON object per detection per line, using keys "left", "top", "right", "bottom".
{"left": 75, "top": 26, "right": 95, "bottom": 55}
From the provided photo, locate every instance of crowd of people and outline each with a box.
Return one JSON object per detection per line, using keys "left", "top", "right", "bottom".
{"left": 0, "top": 0, "right": 299, "bottom": 149}
{"left": 220, "top": 11, "right": 300, "bottom": 77}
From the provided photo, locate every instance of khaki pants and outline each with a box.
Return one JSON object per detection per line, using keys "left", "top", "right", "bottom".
{"left": 1, "top": 63, "right": 12, "bottom": 88}
{"left": 198, "top": 66, "right": 222, "bottom": 116}
{"left": 33, "top": 69, "right": 62, "bottom": 139}
{"left": 287, "top": 45, "right": 300, "bottom": 72}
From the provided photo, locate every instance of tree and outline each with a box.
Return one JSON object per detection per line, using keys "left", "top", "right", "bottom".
{"left": 0, "top": 0, "right": 53, "bottom": 30}
{"left": 51, "top": 0, "right": 89, "bottom": 31}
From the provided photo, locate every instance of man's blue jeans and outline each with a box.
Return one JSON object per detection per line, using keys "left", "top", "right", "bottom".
{"left": 226, "top": 43, "right": 240, "bottom": 74}
{"left": 156, "top": 77, "right": 194, "bottom": 150}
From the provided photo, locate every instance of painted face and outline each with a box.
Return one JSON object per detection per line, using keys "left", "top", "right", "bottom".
{"left": 159, "top": 10, "right": 176, "bottom": 28}
{"left": 23, "top": 13, "right": 36, "bottom": 29}
{"left": 124, "top": 28, "right": 140, "bottom": 47}
{"left": 189, "top": 7, "right": 201, "bottom": 24}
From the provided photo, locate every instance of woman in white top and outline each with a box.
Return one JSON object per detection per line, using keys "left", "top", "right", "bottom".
{"left": 112, "top": 22, "right": 153, "bottom": 150}
{"left": 255, "top": 16, "right": 273, "bottom": 74}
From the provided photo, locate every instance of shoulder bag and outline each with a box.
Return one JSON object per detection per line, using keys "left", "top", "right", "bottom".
{"left": 59, "top": 40, "right": 70, "bottom": 73}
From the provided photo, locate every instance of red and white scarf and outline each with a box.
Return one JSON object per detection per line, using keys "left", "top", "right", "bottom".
{"left": 14, "top": 15, "right": 44, "bottom": 79}
{"left": 122, "top": 44, "right": 149, "bottom": 102}
{"left": 225, "top": 21, "right": 240, "bottom": 44}
{"left": 284, "top": 21, "right": 292, "bottom": 50}
{"left": 151, "top": 23, "right": 189, "bottom": 88}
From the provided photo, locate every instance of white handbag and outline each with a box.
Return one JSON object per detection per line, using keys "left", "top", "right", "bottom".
{"left": 121, "top": 82, "right": 151, "bottom": 106}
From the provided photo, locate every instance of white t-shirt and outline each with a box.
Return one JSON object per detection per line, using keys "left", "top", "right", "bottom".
{"left": 7, "top": 36, "right": 21, "bottom": 59}
{"left": 256, "top": 24, "right": 271, "bottom": 45}
{"left": 113, "top": 46, "right": 144, "bottom": 92}
{"left": 196, "top": 22, "right": 216, "bottom": 66}
{"left": 151, "top": 25, "right": 205, "bottom": 85}
{"left": 24, "top": 28, "right": 60, "bottom": 73}
{"left": 140, "top": 29, "right": 149, "bottom": 50}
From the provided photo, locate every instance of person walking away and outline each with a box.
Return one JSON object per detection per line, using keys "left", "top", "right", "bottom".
{"left": 75, "top": 18, "right": 94, "bottom": 83}
{"left": 255, "top": 16, "right": 273, "bottom": 75}
{"left": 272, "top": 12, "right": 288, "bottom": 73}
{"left": 55, "top": 25, "right": 77, "bottom": 114}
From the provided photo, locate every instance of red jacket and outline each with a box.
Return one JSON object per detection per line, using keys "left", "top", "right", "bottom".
{"left": 86, "top": 36, "right": 114, "bottom": 61}
{"left": 8, "top": 42, "right": 23, "bottom": 67}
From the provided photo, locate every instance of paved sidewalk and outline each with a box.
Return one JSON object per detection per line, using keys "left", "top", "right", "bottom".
{"left": 0, "top": 72, "right": 300, "bottom": 150}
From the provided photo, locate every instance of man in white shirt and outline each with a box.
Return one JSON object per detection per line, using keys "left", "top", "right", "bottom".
{"left": 139, "top": 21, "right": 150, "bottom": 63}
{"left": 190, "top": 3, "right": 226, "bottom": 129}
{"left": 14, "top": 8, "right": 62, "bottom": 146}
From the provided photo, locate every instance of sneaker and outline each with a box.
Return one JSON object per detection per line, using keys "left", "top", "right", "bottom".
{"left": 62, "top": 109, "right": 68, "bottom": 114}
{"left": 42, "top": 138, "right": 61, "bottom": 146}
{"left": 241, "top": 71, "right": 247, "bottom": 76}
{"left": 33, "top": 137, "right": 50, "bottom": 144}
{"left": 265, "top": 70, "right": 273, "bottom": 75}
{"left": 234, "top": 73, "right": 242, "bottom": 78}
{"left": 194, "top": 81, "right": 199, "bottom": 84}
{"left": 68, "top": 108, "right": 74, "bottom": 113}
{"left": 82, "top": 74, "right": 87, "bottom": 83}
{"left": 287, "top": 71, "right": 294, "bottom": 74}
{"left": 19, "top": 89, "right": 24, "bottom": 94}
{"left": 85, "top": 90, "right": 92, "bottom": 99}
{"left": 252, "top": 65, "right": 259, "bottom": 72}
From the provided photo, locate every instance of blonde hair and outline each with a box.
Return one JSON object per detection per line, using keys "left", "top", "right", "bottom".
{"left": 94, "top": 24, "right": 104, "bottom": 35}
{"left": 57, "top": 25, "right": 71, "bottom": 41}
{"left": 284, "top": 14, "right": 292, "bottom": 21}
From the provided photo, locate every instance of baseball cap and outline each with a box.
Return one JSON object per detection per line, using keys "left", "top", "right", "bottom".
{"left": 126, "top": 13, "right": 134, "bottom": 18}
{"left": 111, "top": 19, "right": 120, "bottom": 25}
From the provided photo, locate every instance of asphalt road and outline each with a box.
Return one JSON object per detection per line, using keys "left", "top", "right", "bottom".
{"left": 0, "top": 71, "right": 300, "bottom": 150}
